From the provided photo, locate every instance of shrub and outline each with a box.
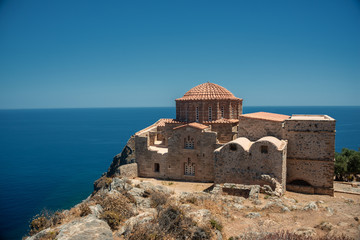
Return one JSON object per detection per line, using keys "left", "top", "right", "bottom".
{"left": 51, "top": 211, "right": 64, "bottom": 226}
{"left": 93, "top": 176, "right": 113, "bottom": 192}
{"left": 79, "top": 203, "right": 91, "bottom": 217}
{"left": 186, "top": 196, "right": 198, "bottom": 205}
{"left": 94, "top": 193, "right": 134, "bottom": 230}
{"left": 29, "top": 209, "right": 56, "bottom": 235}
{"left": 150, "top": 190, "right": 169, "bottom": 209}
{"left": 128, "top": 223, "right": 164, "bottom": 240}
{"left": 100, "top": 211, "right": 121, "bottom": 230}
{"left": 29, "top": 216, "right": 48, "bottom": 235}
{"left": 130, "top": 203, "right": 211, "bottom": 239}
{"left": 210, "top": 219, "right": 223, "bottom": 232}
{"left": 335, "top": 148, "right": 360, "bottom": 181}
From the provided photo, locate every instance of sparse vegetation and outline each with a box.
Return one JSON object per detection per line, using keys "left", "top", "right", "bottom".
{"left": 29, "top": 209, "right": 64, "bottom": 236}
{"left": 162, "top": 181, "right": 174, "bottom": 186}
{"left": 100, "top": 210, "right": 121, "bottom": 230}
{"left": 210, "top": 218, "right": 223, "bottom": 232}
{"left": 130, "top": 203, "right": 212, "bottom": 240}
{"left": 230, "top": 230, "right": 355, "bottom": 240}
{"left": 79, "top": 203, "right": 91, "bottom": 217}
{"left": 150, "top": 190, "right": 169, "bottom": 209}
{"left": 93, "top": 176, "right": 113, "bottom": 192}
{"left": 95, "top": 193, "right": 134, "bottom": 230}
{"left": 29, "top": 215, "right": 48, "bottom": 236}
{"left": 186, "top": 196, "right": 199, "bottom": 205}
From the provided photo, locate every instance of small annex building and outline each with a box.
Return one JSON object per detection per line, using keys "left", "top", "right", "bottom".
{"left": 132, "top": 82, "right": 336, "bottom": 196}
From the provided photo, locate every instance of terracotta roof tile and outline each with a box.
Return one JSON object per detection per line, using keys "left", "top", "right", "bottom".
{"left": 176, "top": 82, "right": 242, "bottom": 101}
{"left": 173, "top": 122, "right": 209, "bottom": 130}
{"left": 156, "top": 118, "right": 183, "bottom": 127}
{"left": 241, "top": 112, "right": 290, "bottom": 122}
{"left": 203, "top": 119, "right": 239, "bottom": 124}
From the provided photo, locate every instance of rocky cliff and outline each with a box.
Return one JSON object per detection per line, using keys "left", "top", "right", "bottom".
{"left": 25, "top": 143, "right": 360, "bottom": 240}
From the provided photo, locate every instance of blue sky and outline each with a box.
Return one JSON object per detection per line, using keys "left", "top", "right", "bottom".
{"left": 0, "top": 0, "right": 359, "bottom": 109}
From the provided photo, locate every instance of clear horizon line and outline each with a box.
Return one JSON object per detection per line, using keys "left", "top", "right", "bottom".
{"left": 1, "top": 105, "right": 360, "bottom": 111}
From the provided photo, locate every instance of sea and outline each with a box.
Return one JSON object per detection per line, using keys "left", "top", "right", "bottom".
{"left": 0, "top": 106, "right": 359, "bottom": 240}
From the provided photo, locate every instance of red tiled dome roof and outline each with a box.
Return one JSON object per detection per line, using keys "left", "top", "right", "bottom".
{"left": 176, "top": 82, "right": 240, "bottom": 101}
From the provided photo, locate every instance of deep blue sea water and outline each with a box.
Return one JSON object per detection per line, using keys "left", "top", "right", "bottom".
{"left": 0, "top": 106, "right": 359, "bottom": 240}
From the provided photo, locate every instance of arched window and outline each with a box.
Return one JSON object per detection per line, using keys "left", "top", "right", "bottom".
{"left": 184, "top": 158, "right": 195, "bottom": 176}
{"left": 184, "top": 136, "right": 194, "bottom": 149}
{"left": 221, "top": 106, "right": 224, "bottom": 118}
{"left": 208, "top": 106, "right": 212, "bottom": 121}
{"left": 196, "top": 107, "right": 199, "bottom": 122}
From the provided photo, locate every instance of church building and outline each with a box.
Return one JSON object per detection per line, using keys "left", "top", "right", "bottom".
{"left": 133, "top": 82, "right": 336, "bottom": 196}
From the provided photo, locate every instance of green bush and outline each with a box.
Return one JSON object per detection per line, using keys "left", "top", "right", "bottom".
{"left": 210, "top": 219, "right": 223, "bottom": 232}
{"left": 335, "top": 148, "right": 360, "bottom": 181}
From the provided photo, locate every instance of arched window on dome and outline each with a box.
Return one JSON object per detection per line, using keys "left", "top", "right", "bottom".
{"left": 196, "top": 107, "right": 199, "bottom": 122}
{"left": 221, "top": 106, "right": 224, "bottom": 119}
{"left": 184, "top": 136, "right": 194, "bottom": 149}
{"left": 208, "top": 106, "right": 212, "bottom": 121}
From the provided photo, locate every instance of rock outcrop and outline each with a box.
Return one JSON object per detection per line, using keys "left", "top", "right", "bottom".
{"left": 106, "top": 137, "right": 135, "bottom": 177}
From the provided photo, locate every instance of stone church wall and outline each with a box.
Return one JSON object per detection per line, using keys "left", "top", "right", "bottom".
{"left": 135, "top": 133, "right": 168, "bottom": 179}
{"left": 167, "top": 126, "right": 217, "bottom": 182}
{"left": 214, "top": 137, "right": 287, "bottom": 193}
{"left": 283, "top": 116, "right": 336, "bottom": 195}
{"left": 211, "top": 123, "right": 238, "bottom": 143}
{"left": 238, "top": 117, "right": 284, "bottom": 141}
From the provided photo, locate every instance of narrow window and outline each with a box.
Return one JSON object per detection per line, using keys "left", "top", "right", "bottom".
{"left": 232, "top": 107, "right": 235, "bottom": 119}
{"left": 184, "top": 158, "right": 195, "bottom": 176}
{"left": 208, "top": 106, "right": 212, "bottom": 121}
{"left": 196, "top": 107, "right": 199, "bottom": 122}
{"left": 184, "top": 136, "right": 194, "bottom": 149}
{"left": 154, "top": 163, "right": 160, "bottom": 172}
{"left": 229, "top": 143, "right": 237, "bottom": 151}
{"left": 221, "top": 106, "right": 224, "bottom": 118}
{"left": 261, "top": 145, "right": 268, "bottom": 154}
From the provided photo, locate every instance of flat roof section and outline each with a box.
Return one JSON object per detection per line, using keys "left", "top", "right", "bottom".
{"left": 240, "top": 112, "right": 290, "bottom": 122}
{"left": 289, "top": 115, "right": 335, "bottom": 121}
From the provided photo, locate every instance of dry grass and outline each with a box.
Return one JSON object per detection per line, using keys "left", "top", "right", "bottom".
{"left": 129, "top": 203, "right": 212, "bottom": 240}
{"left": 229, "top": 230, "right": 355, "bottom": 240}
{"left": 93, "top": 176, "right": 113, "bottom": 193}
{"left": 28, "top": 209, "right": 64, "bottom": 236}
{"left": 93, "top": 193, "right": 135, "bottom": 230}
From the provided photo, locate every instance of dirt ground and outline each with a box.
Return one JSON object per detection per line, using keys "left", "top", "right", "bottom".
{"left": 135, "top": 178, "right": 360, "bottom": 239}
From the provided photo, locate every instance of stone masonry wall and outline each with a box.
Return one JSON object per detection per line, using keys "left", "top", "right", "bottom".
{"left": 214, "top": 137, "right": 287, "bottom": 192}
{"left": 135, "top": 134, "right": 168, "bottom": 179}
{"left": 238, "top": 117, "right": 284, "bottom": 141}
{"left": 287, "top": 159, "right": 334, "bottom": 195}
{"left": 211, "top": 123, "right": 238, "bottom": 143}
{"left": 167, "top": 126, "right": 218, "bottom": 182}
{"left": 283, "top": 119, "right": 336, "bottom": 160}
{"left": 283, "top": 118, "right": 336, "bottom": 195}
